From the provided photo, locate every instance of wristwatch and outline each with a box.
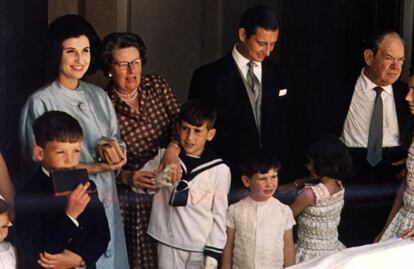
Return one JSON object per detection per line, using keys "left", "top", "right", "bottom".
{"left": 169, "top": 140, "right": 181, "bottom": 150}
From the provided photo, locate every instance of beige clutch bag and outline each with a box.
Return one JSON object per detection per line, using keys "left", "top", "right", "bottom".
{"left": 96, "top": 137, "right": 125, "bottom": 165}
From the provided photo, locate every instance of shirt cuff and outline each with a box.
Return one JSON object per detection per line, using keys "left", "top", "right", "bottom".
{"left": 66, "top": 214, "right": 79, "bottom": 227}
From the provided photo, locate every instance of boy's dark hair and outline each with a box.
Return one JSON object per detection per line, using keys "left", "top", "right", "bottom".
{"left": 0, "top": 198, "right": 9, "bottom": 215}
{"left": 101, "top": 32, "right": 147, "bottom": 77}
{"left": 33, "top": 111, "right": 83, "bottom": 147}
{"left": 179, "top": 99, "right": 217, "bottom": 129}
{"left": 239, "top": 5, "right": 279, "bottom": 38}
{"left": 45, "top": 14, "right": 101, "bottom": 82}
{"left": 363, "top": 29, "right": 404, "bottom": 56}
{"left": 307, "top": 135, "right": 352, "bottom": 180}
{"left": 240, "top": 151, "right": 281, "bottom": 178}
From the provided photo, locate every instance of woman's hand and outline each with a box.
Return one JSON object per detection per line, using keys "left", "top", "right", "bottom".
{"left": 158, "top": 142, "right": 182, "bottom": 184}
{"left": 78, "top": 157, "right": 127, "bottom": 175}
{"left": 38, "top": 249, "right": 83, "bottom": 269}
{"left": 130, "top": 170, "right": 157, "bottom": 190}
{"left": 119, "top": 169, "right": 157, "bottom": 190}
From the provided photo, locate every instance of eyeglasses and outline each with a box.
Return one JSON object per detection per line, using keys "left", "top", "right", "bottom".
{"left": 112, "top": 57, "right": 142, "bottom": 70}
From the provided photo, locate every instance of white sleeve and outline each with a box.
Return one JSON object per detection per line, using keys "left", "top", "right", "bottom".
{"left": 205, "top": 165, "right": 231, "bottom": 254}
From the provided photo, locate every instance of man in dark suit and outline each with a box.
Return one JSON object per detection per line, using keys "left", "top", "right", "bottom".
{"left": 337, "top": 30, "right": 410, "bottom": 246}
{"left": 188, "top": 5, "right": 287, "bottom": 198}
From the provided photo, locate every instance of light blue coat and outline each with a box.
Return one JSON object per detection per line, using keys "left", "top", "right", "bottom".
{"left": 19, "top": 80, "right": 129, "bottom": 268}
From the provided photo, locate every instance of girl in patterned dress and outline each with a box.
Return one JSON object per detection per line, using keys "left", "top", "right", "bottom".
{"left": 377, "top": 72, "right": 414, "bottom": 241}
{"left": 290, "top": 136, "right": 352, "bottom": 263}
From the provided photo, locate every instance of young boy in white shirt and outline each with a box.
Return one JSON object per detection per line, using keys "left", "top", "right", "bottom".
{"left": 137, "top": 99, "right": 231, "bottom": 269}
{"left": 222, "top": 152, "right": 295, "bottom": 269}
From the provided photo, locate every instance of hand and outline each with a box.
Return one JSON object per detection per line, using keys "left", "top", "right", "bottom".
{"left": 392, "top": 158, "right": 406, "bottom": 166}
{"left": 130, "top": 170, "right": 157, "bottom": 190}
{"left": 158, "top": 143, "right": 182, "bottom": 184}
{"left": 38, "top": 249, "right": 83, "bottom": 269}
{"left": 99, "top": 156, "right": 128, "bottom": 172}
{"left": 66, "top": 182, "right": 91, "bottom": 220}
{"left": 392, "top": 158, "right": 407, "bottom": 179}
{"left": 277, "top": 183, "right": 297, "bottom": 193}
{"left": 77, "top": 155, "right": 127, "bottom": 175}
{"left": 399, "top": 227, "right": 414, "bottom": 240}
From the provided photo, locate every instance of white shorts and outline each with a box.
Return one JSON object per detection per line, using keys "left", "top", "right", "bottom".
{"left": 157, "top": 243, "right": 204, "bottom": 269}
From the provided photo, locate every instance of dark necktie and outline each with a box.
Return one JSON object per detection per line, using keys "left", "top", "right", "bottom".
{"left": 367, "top": 86, "right": 384, "bottom": 166}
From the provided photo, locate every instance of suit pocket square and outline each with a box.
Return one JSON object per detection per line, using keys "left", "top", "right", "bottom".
{"left": 278, "top": 89, "right": 287, "bottom": 96}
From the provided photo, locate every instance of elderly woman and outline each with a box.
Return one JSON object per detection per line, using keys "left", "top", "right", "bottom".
{"left": 18, "top": 15, "right": 129, "bottom": 268}
{"left": 101, "top": 32, "right": 180, "bottom": 268}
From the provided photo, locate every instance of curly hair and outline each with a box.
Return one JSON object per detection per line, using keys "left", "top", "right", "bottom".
{"left": 101, "top": 32, "right": 147, "bottom": 77}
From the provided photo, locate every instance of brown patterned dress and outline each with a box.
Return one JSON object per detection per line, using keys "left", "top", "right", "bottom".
{"left": 106, "top": 74, "right": 180, "bottom": 269}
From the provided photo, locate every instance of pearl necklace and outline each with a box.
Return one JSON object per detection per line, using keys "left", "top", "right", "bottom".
{"left": 114, "top": 88, "right": 138, "bottom": 103}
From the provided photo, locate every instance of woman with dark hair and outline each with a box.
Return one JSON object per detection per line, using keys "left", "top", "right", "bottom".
{"left": 18, "top": 15, "right": 129, "bottom": 268}
{"left": 101, "top": 32, "right": 180, "bottom": 268}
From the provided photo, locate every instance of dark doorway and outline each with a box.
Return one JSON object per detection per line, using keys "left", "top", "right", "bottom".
{"left": 0, "top": 1, "right": 47, "bottom": 186}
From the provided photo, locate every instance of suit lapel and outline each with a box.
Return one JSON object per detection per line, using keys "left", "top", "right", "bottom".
{"left": 224, "top": 54, "right": 259, "bottom": 129}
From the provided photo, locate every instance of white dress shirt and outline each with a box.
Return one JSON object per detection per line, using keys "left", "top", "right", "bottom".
{"left": 341, "top": 68, "right": 400, "bottom": 148}
{"left": 232, "top": 45, "right": 263, "bottom": 137}
{"left": 232, "top": 45, "right": 262, "bottom": 84}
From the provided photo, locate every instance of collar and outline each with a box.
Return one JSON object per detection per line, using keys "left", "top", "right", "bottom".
{"left": 231, "top": 44, "right": 261, "bottom": 70}
{"left": 359, "top": 68, "right": 393, "bottom": 96}
{"left": 55, "top": 80, "right": 83, "bottom": 93}
{"left": 179, "top": 148, "right": 223, "bottom": 180}
{"left": 41, "top": 166, "right": 51, "bottom": 177}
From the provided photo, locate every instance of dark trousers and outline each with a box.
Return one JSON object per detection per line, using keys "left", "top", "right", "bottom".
{"left": 339, "top": 146, "right": 405, "bottom": 246}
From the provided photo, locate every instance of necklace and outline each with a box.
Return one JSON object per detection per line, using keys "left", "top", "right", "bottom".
{"left": 114, "top": 88, "right": 138, "bottom": 103}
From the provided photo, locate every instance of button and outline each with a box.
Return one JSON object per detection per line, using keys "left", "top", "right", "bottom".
{"left": 102, "top": 199, "right": 109, "bottom": 208}
{"left": 78, "top": 102, "right": 88, "bottom": 112}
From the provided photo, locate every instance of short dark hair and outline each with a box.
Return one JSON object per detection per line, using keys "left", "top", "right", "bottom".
{"left": 239, "top": 5, "right": 279, "bottom": 38}
{"left": 45, "top": 14, "right": 101, "bottom": 82}
{"left": 363, "top": 29, "right": 404, "bottom": 56}
{"left": 240, "top": 151, "right": 281, "bottom": 178}
{"left": 307, "top": 135, "right": 352, "bottom": 180}
{"left": 101, "top": 32, "right": 147, "bottom": 77}
{"left": 0, "top": 198, "right": 9, "bottom": 215}
{"left": 33, "top": 111, "right": 83, "bottom": 148}
{"left": 179, "top": 99, "right": 216, "bottom": 129}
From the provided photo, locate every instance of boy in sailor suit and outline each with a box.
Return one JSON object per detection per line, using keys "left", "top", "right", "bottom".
{"left": 133, "top": 99, "right": 231, "bottom": 269}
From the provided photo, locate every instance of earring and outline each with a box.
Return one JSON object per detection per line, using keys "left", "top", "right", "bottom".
{"left": 108, "top": 73, "right": 113, "bottom": 78}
